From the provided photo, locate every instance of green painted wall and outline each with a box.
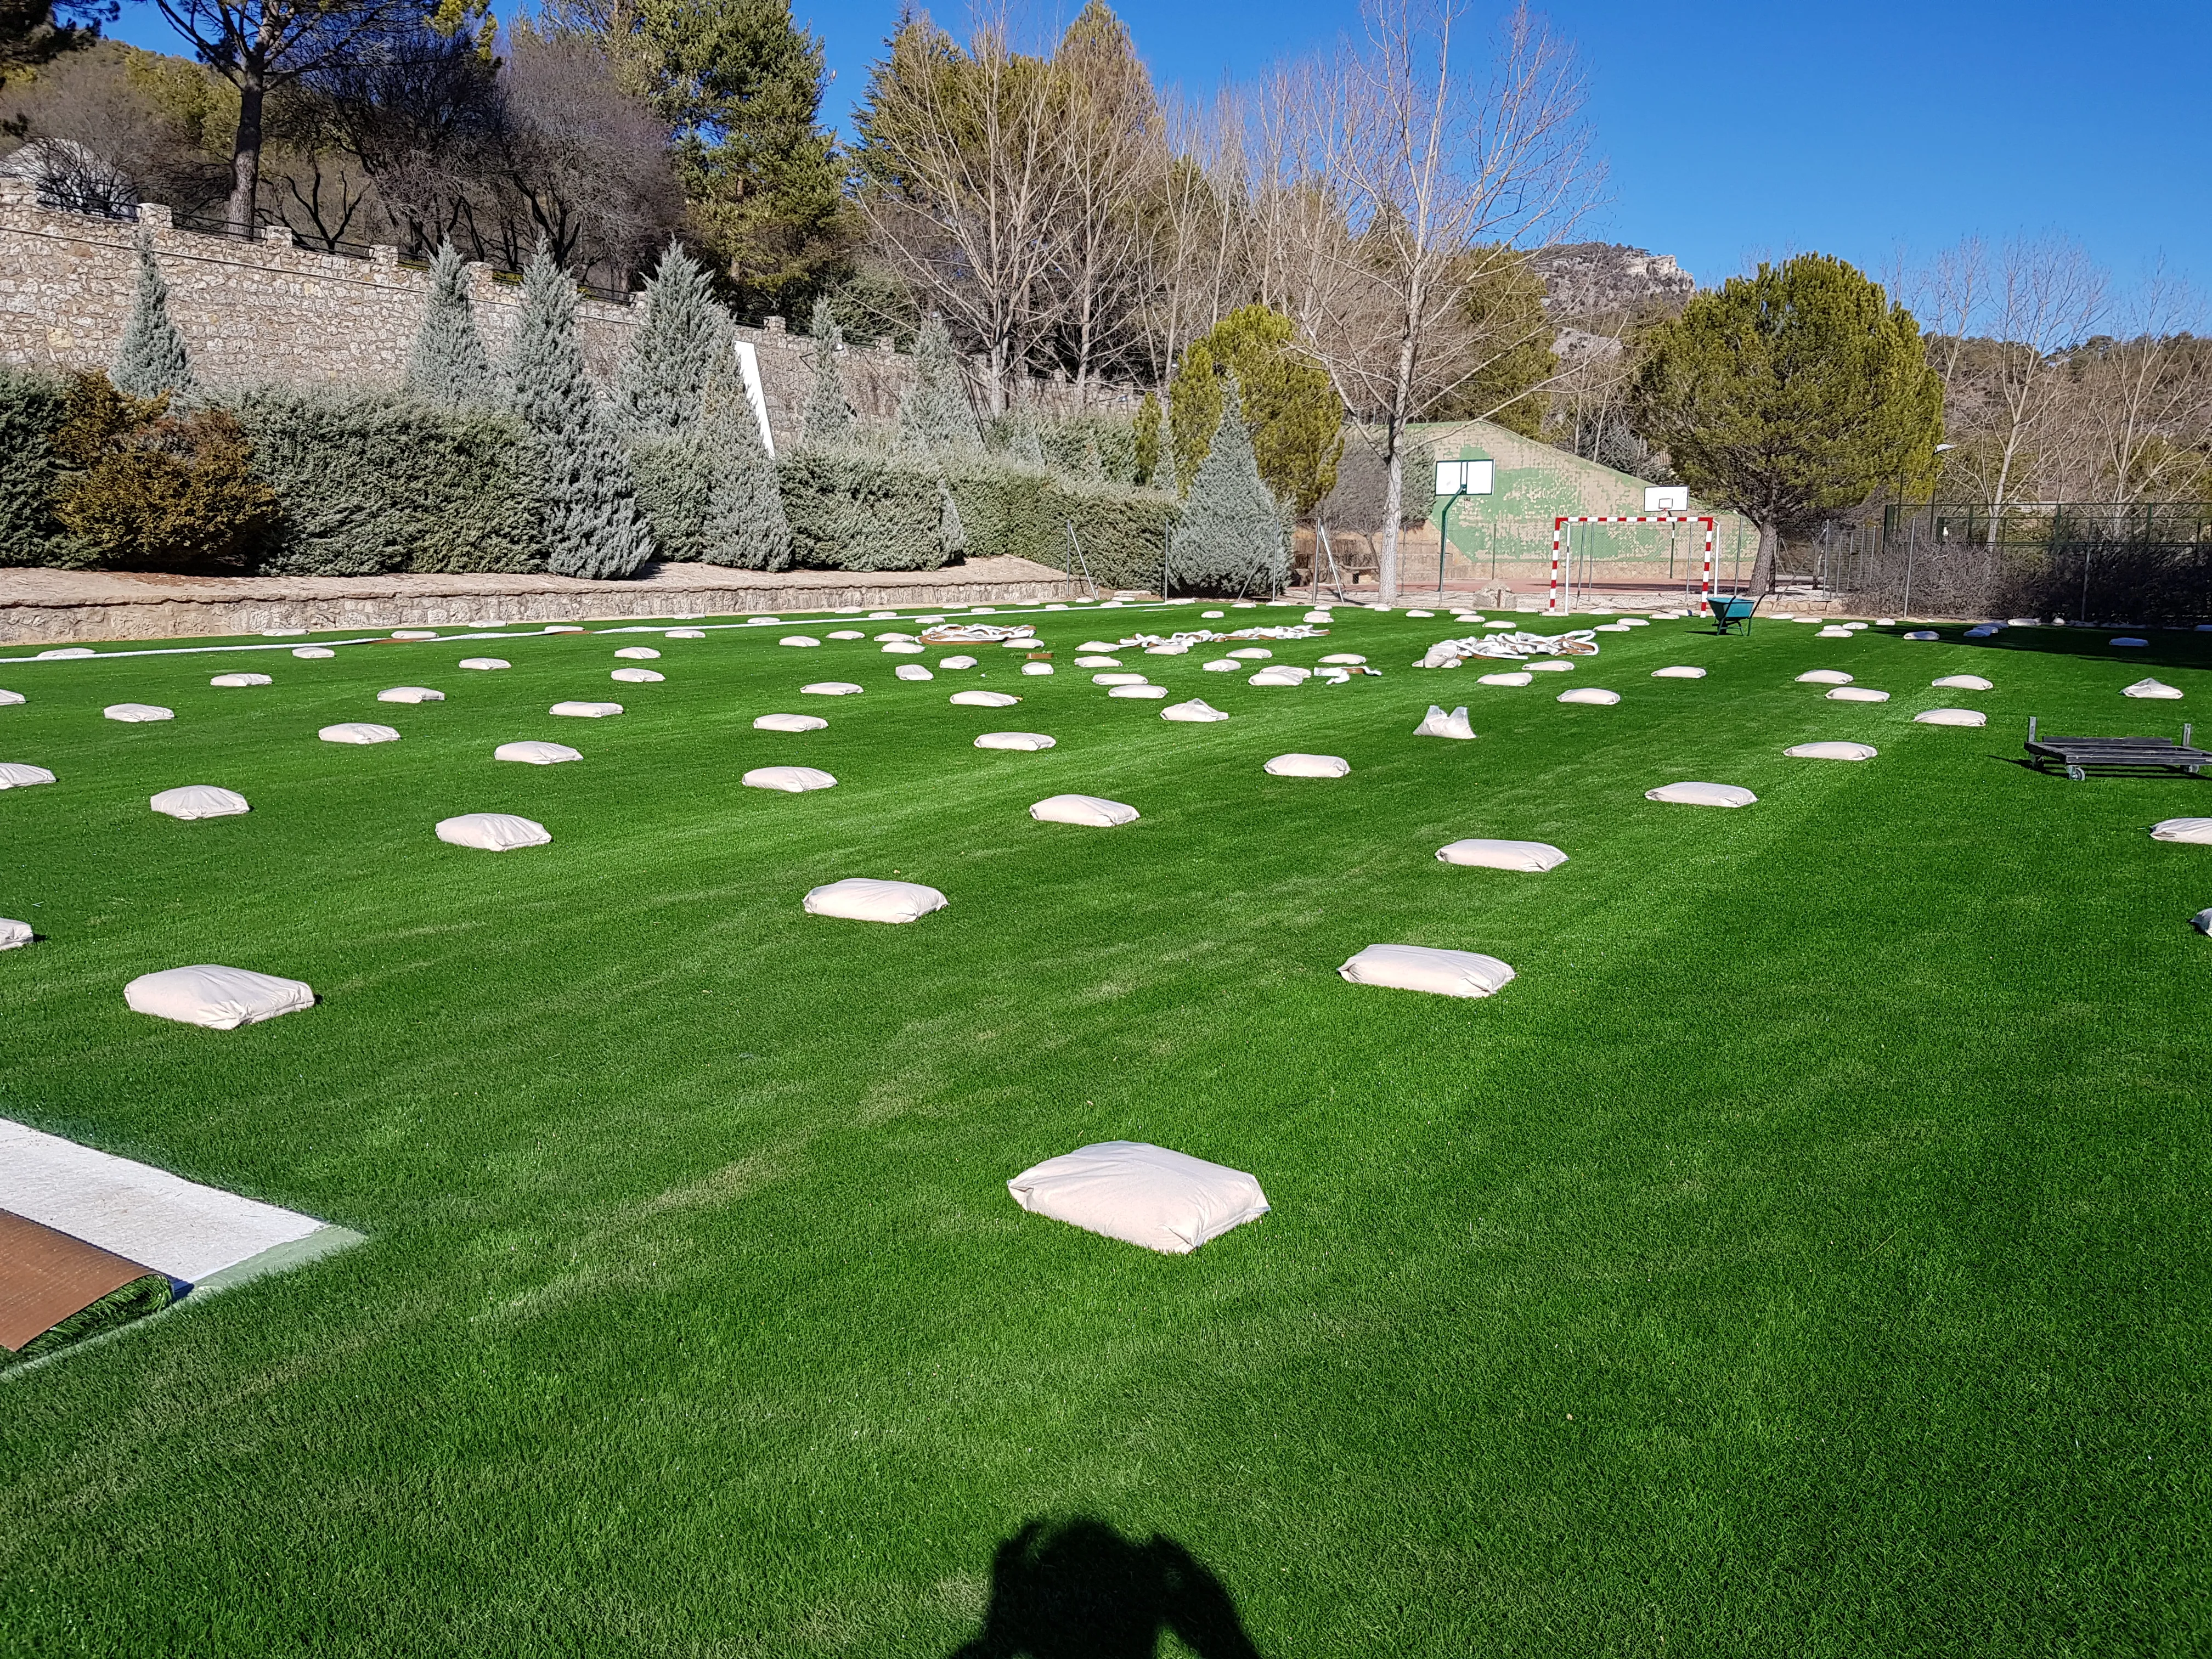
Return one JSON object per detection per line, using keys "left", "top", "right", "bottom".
{"left": 1407, "top": 417, "right": 1757, "bottom": 589}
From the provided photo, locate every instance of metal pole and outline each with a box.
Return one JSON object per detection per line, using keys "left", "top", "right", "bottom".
{"left": 1438, "top": 493, "right": 1458, "bottom": 596}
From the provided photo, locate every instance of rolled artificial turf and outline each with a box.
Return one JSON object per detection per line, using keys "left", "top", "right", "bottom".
{"left": 0, "top": 608, "right": 2205, "bottom": 1655}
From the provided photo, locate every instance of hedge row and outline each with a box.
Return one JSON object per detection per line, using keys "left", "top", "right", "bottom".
{"left": 0, "top": 369, "right": 1183, "bottom": 583}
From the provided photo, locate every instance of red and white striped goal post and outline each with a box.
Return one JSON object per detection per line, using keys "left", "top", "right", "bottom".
{"left": 1548, "top": 516, "right": 1717, "bottom": 612}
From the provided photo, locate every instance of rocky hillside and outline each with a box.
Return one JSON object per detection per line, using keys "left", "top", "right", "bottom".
{"left": 1527, "top": 243, "right": 1696, "bottom": 325}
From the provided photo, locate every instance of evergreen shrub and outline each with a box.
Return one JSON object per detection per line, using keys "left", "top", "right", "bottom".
{"left": 629, "top": 377, "right": 792, "bottom": 571}
{"left": 944, "top": 454, "right": 1178, "bottom": 591}
{"left": 0, "top": 368, "right": 67, "bottom": 561}
{"left": 1166, "top": 374, "right": 1285, "bottom": 595}
{"left": 777, "top": 445, "right": 950, "bottom": 571}
{"left": 238, "top": 389, "right": 543, "bottom": 575}
{"left": 50, "top": 373, "right": 276, "bottom": 573}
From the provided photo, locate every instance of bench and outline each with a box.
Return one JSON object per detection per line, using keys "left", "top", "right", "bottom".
{"left": 2024, "top": 717, "right": 2212, "bottom": 780}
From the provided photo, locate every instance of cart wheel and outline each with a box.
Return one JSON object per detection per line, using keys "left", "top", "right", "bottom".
{"left": 2066, "top": 765, "right": 2086, "bottom": 782}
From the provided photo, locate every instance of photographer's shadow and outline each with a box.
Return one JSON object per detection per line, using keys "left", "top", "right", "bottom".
{"left": 949, "top": 1517, "right": 1263, "bottom": 1659}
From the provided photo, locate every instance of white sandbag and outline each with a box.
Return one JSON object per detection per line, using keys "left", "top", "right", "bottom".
{"left": 800, "top": 682, "right": 864, "bottom": 696}
{"left": 1595, "top": 623, "right": 1633, "bottom": 633}
{"left": 458, "top": 657, "right": 510, "bottom": 670}
{"left": 1646, "top": 781, "right": 1756, "bottom": 807}
{"left": 882, "top": 642, "right": 926, "bottom": 655}
{"left": 104, "top": 703, "right": 173, "bottom": 723}
{"left": 377, "top": 686, "right": 444, "bottom": 703}
{"left": 1160, "top": 699, "right": 1228, "bottom": 723}
{"left": 0, "top": 1118, "right": 343, "bottom": 1285}
{"left": 1338, "top": 942, "right": 1515, "bottom": 998}
{"left": 2151, "top": 818, "right": 2212, "bottom": 844}
{"left": 1652, "top": 665, "right": 1707, "bottom": 679}
{"left": 436, "top": 812, "right": 551, "bottom": 850}
{"left": 125, "top": 964, "right": 315, "bottom": 1030}
{"left": 613, "top": 646, "right": 661, "bottom": 659}
{"left": 1030, "top": 793, "right": 1138, "bottom": 826}
{"left": 319, "top": 721, "right": 400, "bottom": 743}
{"left": 1526, "top": 659, "right": 1575, "bottom": 673}
{"left": 611, "top": 667, "right": 665, "bottom": 682}
{"left": 1075, "top": 656, "right": 1121, "bottom": 668}
{"left": 975, "top": 731, "right": 1056, "bottom": 751}
{"left": 1203, "top": 658, "right": 1240, "bottom": 672}
{"left": 1079, "top": 640, "right": 1121, "bottom": 652}
{"left": 1963, "top": 624, "right": 1999, "bottom": 637}
{"left": 1414, "top": 705, "right": 1476, "bottom": 740}
{"left": 0, "top": 761, "right": 55, "bottom": 787}
{"left": 1797, "top": 669, "right": 1853, "bottom": 685}
{"left": 1826, "top": 686, "right": 1890, "bottom": 702}
{"left": 292, "top": 647, "right": 335, "bottom": 658}
{"left": 151, "top": 785, "right": 250, "bottom": 819}
{"left": 1109, "top": 683, "right": 1168, "bottom": 698}
{"left": 1228, "top": 647, "right": 1273, "bottom": 659}
{"left": 1021, "top": 662, "right": 1056, "bottom": 676}
{"left": 392, "top": 629, "right": 437, "bottom": 640}
{"left": 752, "top": 713, "right": 827, "bottom": 733}
{"left": 951, "top": 690, "right": 1022, "bottom": 707}
{"left": 1557, "top": 687, "right": 1620, "bottom": 705}
{"left": 1254, "top": 665, "right": 1312, "bottom": 681}
{"left": 1265, "top": 753, "right": 1350, "bottom": 777}
{"left": 1146, "top": 645, "right": 1188, "bottom": 656}
{"left": 1319, "top": 653, "right": 1367, "bottom": 665}
{"left": 1816, "top": 625, "right": 1854, "bottom": 637}
{"left": 2112, "top": 636, "right": 2148, "bottom": 647}
{"left": 2123, "top": 679, "right": 2183, "bottom": 699}
{"left": 1785, "top": 741, "right": 1877, "bottom": 761}
{"left": 1436, "top": 838, "right": 1566, "bottom": 871}
{"left": 1094, "top": 673, "right": 1148, "bottom": 685}
{"left": 494, "top": 740, "right": 581, "bottom": 764}
{"left": 1477, "top": 670, "right": 1532, "bottom": 687}
{"left": 549, "top": 701, "right": 623, "bottom": 717}
{"left": 1304, "top": 610, "right": 1333, "bottom": 623}
{"left": 744, "top": 765, "right": 837, "bottom": 792}
{"left": 2194, "top": 908, "right": 2212, "bottom": 935}
{"left": 1008, "top": 1142, "right": 1269, "bottom": 1256}
{"left": 779, "top": 635, "right": 821, "bottom": 647}
{"left": 666, "top": 628, "right": 706, "bottom": 639}
{"left": 0, "top": 918, "right": 30, "bottom": 948}
{"left": 1933, "top": 674, "right": 1993, "bottom": 690}
{"left": 1903, "top": 630, "right": 1938, "bottom": 640}
{"left": 827, "top": 630, "right": 864, "bottom": 640}
{"left": 1914, "top": 707, "right": 1986, "bottom": 726}
{"left": 895, "top": 665, "right": 935, "bottom": 681}
{"left": 210, "top": 672, "right": 272, "bottom": 687}
{"left": 939, "top": 654, "right": 978, "bottom": 669}
{"left": 803, "top": 877, "right": 947, "bottom": 923}
{"left": 37, "top": 647, "right": 93, "bottom": 658}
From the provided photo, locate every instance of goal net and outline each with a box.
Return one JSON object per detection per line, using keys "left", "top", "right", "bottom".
{"left": 1548, "top": 516, "right": 1721, "bottom": 612}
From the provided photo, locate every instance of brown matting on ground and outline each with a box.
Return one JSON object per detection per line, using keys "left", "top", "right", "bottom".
{"left": 0, "top": 1209, "right": 157, "bottom": 1352}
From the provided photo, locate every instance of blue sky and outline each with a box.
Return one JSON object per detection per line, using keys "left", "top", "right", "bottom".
{"left": 110, "top": 0, "right": 2212, "bottom": 304}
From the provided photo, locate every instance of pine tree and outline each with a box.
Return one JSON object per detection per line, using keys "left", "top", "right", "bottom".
{"left": 506, "top": 242, "right": 655, "bottom": 580}
{"left": 698, "top": 371, "right": 793, "bottom": 570}
{"left": 112, "top": 232, "right": 194, "bottom": 400}
{"left": 614, "top": 241, "right": 729, "bottom": 435}
{"left": 1167, "top": 373, "right": 1285, "bottom": 596}
{"left": 802, "top": 295, "right": 853, "bottom": 444}
{"left": 407, "top": 241, "right": 493, "bottom": 409}
{"left": 901, "top": 315, "right": 981, "bottom": 450}
{"left": 994, "top": 399, "right": 1046, "bottom": 465}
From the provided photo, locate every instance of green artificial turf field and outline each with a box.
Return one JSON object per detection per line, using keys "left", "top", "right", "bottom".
{"left": 0, "top": 603, "right": 2205, "bottom": 1656}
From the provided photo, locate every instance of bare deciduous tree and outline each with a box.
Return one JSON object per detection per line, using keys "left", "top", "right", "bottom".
{"left": 1280, "top": 0, "right": 1593, "bottom": 601}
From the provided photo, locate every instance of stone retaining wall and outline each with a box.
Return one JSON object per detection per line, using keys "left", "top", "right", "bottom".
{"left": 0, "top": 558, "right": 1099, "bottom": 647}
{"left": 0, "top": 184, "right": 1134, "bottom": 450}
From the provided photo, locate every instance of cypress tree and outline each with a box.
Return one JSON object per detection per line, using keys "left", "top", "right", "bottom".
{"left": 112, "top": 232, "right": 194, "bottom": 400}
{"left": 802, "top": 295, "right": 853, "bottom": 444}
{"left": 1167, "top": 373, "right": 1285, "bottom": 596}
{"left": 506, "top": 242, "right": 654, "bottom": 580}
{"left": 997, "top": 399, "right": 1046, "bottom": 465}
{"left": 698, "top": 371, "right": 792, "bottom": 570}
{"left": 901, "top": 315, "right": 981, "bottom": 450}
{"left": 614, "top": 241, "right": 727, "bottom": 435}
{"left": 406, "top": 241, "right": 493, "bottom": 409}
